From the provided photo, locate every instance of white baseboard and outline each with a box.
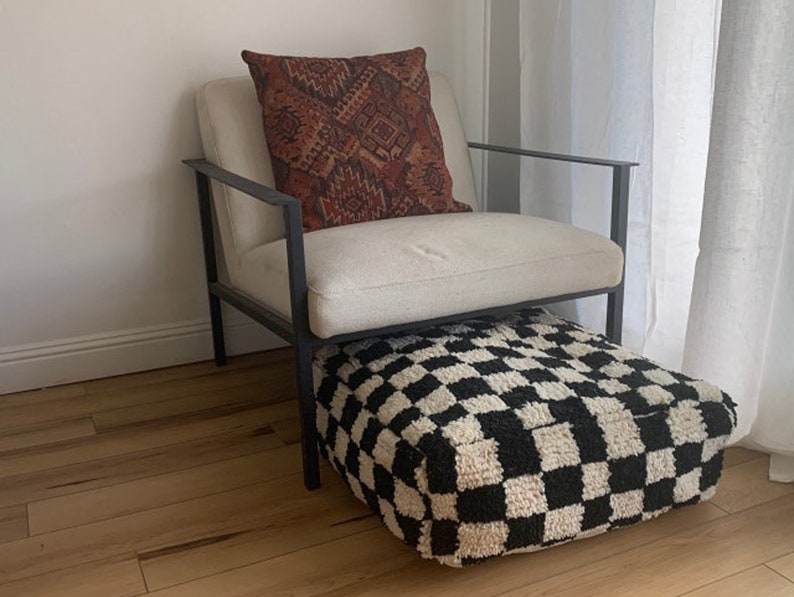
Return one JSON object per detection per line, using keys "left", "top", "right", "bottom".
{"left": 0, "top": 315, "right": 287, "bottom": 395}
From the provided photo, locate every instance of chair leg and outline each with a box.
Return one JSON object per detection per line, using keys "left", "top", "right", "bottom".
{"left": 295, "top": 338, "right": 321, "bottom": 490}
{"left": 606, "top": 286, "right": 624, "bottom": 345}
{"left": 194, "top": 170, "right": 228, "bottom": 368}
{"left": 208, "top": 293, "right": 227, "bottom": 367}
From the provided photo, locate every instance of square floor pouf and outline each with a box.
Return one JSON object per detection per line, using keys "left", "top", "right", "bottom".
{"left": 313, "top": 308, "right": 737, "bottom": 566}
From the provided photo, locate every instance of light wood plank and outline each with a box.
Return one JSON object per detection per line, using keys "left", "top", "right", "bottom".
{"left": 722, "top": 446, "right": 764, "bottom": 468}
{"left": 0, "top": 365, "right": 286, "bottom": 433}
{"left": 319, "top": 502, "right": 726, "bottom": 597}
{"left": 140, "top": 491, "right": 378, "bottom": 591}
{"left": 0, "top": 425, "right": 280, "bottom": 509}
{"left": 145, "top": 527, "right": 416, "bottom": 597}
{"left": 28, "top": 444, "right": 303, "bottom": 534}
{"left": 0, "top": 418, "right": 95, "bottom": 453}
{"left": 0, "top": 504, "right": 27, "bottom": 544}
{"left": 89, "top": 366, "right": 285, "bottom": 414}
{"left": 272, "top": 416, "right": 302, "bottom": 445}
{"left": 0, "top": 396, "right": 95, "bottom": 433}
{"left": 683, "top": 565, "right": 794, "bottom": 597}
{"left": 711, "top": 455, "right": 794, "bottom": 513}
{"left": 0, "top": 383, "right": 85, "bottom": 408}
{"left": 769, "top": 552, "right": 794, "bottom": 583}
{"left": 82, "top": 349, "right": 291, "bottom": 395}
{"left": 0, "top": 557, "right": 146, "bottom": 597}
{"left": 0, "top": 404, "right": 284, "bottom": 478}
{"left": 92, "top": 378, "right": 293, "bottom": 431}
{"left": 0, "top": 471, "right": 362, "bottom": 584}
{"left": 498, "top": 495, "right": 794, "bottom": 597}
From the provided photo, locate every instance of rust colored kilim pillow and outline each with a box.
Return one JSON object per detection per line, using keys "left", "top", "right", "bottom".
{"left": 242, "top": 47, "right": 471, "bottom": 232}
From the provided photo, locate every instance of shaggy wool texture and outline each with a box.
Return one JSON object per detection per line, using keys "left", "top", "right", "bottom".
{"left": 313, "top": 308, "right": 737, "bottom": 566}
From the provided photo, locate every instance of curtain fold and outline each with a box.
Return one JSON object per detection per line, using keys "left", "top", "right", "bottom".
{"left": 518, "top": 0, "right": 793, "bottom": 479}
{"left": 518, "top": 0, "right": 719, "bottom": 364}
{"left": 519, "top": 1, "right": 654, "bottom": 352}
{"left": 643, "top": 0, "right": 721, "bottom": 370}
{"left": 683, "top": 0, "right": 794, "bottom": 471}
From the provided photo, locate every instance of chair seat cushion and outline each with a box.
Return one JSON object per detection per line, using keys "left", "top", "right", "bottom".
{"left": 237, "top": 212, "right": 623, "bottom": 338}
{"left": 312, "top": 308, "right": 737, "bottom": 566}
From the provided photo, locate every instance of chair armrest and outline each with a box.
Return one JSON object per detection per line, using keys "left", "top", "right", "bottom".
{"left": 467, "top": 142, "right": 639, "bottom": 168}
{"left": 468, "top": 142, "right": 635, "bottom": 341}
{"left": 466, "top": 141, "right": 634, "bottom": 250}
{"left": 183, "top": 158, "right": 311, "bottom": 342}
{"left": 183, "top": 158, "right": 301, "bottom": 207}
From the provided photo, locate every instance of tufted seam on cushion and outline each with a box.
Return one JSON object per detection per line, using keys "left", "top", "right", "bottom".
{"left": 236, "top": 237, "right": 623, "bottom": 337}
{"left": 239, "top": 246, "right": 622, "bottom": 329}
{"left": 308, "top": 248, "right": 622, "bottom": 298}
{"left": 241, "top": 235, "right": 622, "bottom": 297}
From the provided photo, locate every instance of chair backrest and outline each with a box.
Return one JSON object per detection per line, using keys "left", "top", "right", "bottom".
{"left": 196, "top": 72, "right": 479, "bottom": 284}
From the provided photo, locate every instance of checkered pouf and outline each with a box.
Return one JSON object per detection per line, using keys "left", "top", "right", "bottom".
{"left": 312, "top": 308, "right": 737, "bottom": 566}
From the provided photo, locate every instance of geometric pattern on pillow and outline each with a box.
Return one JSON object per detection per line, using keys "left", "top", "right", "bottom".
{"left": 242, "top": 47, "right": 471, "bottom": 232}
{"left": 313, "top": 308, "right": 737, "bottom": 566}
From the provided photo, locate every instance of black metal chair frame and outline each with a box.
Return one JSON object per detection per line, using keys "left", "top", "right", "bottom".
{"left": 184, "top": 142, "right": 637, "bottom": 490}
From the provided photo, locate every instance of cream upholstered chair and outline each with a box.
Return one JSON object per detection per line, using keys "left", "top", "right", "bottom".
{"left": 185, "top": 72, "right": 636, "bottom": 489}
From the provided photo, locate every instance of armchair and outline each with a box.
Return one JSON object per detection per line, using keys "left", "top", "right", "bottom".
{"left": 185, "top": 73, "right": 637, "bottom": 490}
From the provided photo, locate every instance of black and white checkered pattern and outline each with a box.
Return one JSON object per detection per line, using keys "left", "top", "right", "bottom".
{"left": 313, "top": 308, "right": 737, "bottom": 566}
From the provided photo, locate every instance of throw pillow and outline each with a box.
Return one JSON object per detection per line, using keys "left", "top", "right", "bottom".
{"left": 242, "top": 47, "right": 471, "bottom": 232}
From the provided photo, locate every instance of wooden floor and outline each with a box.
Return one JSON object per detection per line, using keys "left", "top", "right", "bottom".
{"left": 1, "top": 350, "right": 793, "bottom": 597}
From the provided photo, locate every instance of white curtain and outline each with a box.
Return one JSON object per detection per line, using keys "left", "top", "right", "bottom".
{"left": 519, "top": 1, "right": 654, "bottom": 352}
{"left": 684, "top": 1, "right": 794, "bottom": 479}
{"left": 519, "top": 0, "right": 718, "bottom": 365}
{"left": 519, "top": 0, "right": 794, "bottom": 480}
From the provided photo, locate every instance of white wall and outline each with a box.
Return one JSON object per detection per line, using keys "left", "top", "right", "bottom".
{"left": 0, "top": 0, "right": 486, "bottom": 393}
